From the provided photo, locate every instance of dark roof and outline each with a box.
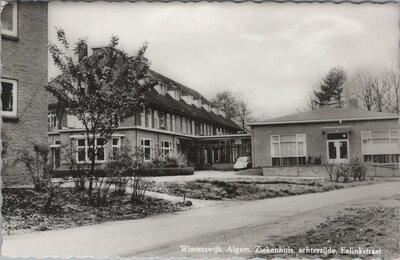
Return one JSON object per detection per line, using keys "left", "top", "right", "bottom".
{"left": 249, "top": 107, "right": 399, "bottom": 126}
{"left": 48, "top": 69, "right": 240, "bottom": 131}
{"left": 143, "top": 84, "right": 240, "bottom": 130}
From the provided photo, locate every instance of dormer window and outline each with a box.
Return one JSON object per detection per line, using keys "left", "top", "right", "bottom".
{"left": 154, "top": 84, "right": 167, "bottom": 95}
{"left": 182, "top": 95, "right": 194, "bottom": 105}
{"left": 167, "top": 89, "right": 182, "bottom": 101}
{"left": 1, "top": 2, "right": 18, "bottom": 38}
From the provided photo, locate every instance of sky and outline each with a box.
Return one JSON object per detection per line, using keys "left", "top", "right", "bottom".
{"left": 48, "top": 2, "right": 399, "bottom": 119}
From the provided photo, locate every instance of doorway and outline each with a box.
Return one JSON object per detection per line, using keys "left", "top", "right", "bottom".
{"left": 326, "top": 133, "right": 349, "bottom": 164}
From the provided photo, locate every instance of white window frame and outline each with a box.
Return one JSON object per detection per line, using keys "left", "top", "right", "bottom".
{"left": 166, "top": 113, "right": 171, "bottom": 131}
{"left": 361, "top": 130, "right": 400, "bottom": 164}
{"left": 75, "top": 138, "right": 106, "bottom": 163}
{"left": 182, "top": 117, "right": 187, "bottom": 133}
{"left": 48, "top": 112, "right": 57, "bottom": 130}
{"left": 172, "top": 115, "right": 176, "bottom": 132}
{"left": 154, "top": 110, "right": 159, "bottom": 129}
{"left": 270, "top": 134, "right": 307, "bottom": 166}
{"left": 161, "top": 140, "right": 173, "bottom": 157}
{"left": 140, "top": 107, "right": 145, "bottom": 127}
{"left": 141, "top": 138, "right": 154, "bottom": 161}
{"left": 111, "top": 137, "right": 121, "bottom": 160}
{"left": 1, "top": 2, "right": 18, "bottom": 37}
{"left": 1, "top": 78, "right": 17, "bottom": 117}
{"left": 147, "top": 108, "right": 152, "bottom": 128}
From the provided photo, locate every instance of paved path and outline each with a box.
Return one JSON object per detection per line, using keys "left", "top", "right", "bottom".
{"left": 3, "top": 182, "right": 399, "bottom": 257}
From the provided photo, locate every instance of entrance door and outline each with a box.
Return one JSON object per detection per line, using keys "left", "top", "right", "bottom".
{"left": 326, "top": 133, "right": 349, "bottom": 164}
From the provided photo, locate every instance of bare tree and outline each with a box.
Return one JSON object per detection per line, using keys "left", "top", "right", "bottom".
{"left": 236, "top": 95, "right": 251, "bottom": 133}
{"left": 347, "top": 66, "right": 400, "bottom": 113}
{"left": 348, "top": 68, "right": 375, "bottom": 111}
{"left": 383, "top": 67, "right": 400, "bottom": 114}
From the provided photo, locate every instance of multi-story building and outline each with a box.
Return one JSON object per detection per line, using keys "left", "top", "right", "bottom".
{"left": 1, "top": 2, "right": 48, "bottom": 185}
{"left": 48, "top": 59, "right": 250, "bottom": 168}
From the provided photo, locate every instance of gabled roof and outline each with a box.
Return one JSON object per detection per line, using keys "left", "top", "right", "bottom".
{"left": 249, "top": 107, "right": 399, "bottom": 126}
{"left": 48, "top": 68, "right": 241, "bottom": 131}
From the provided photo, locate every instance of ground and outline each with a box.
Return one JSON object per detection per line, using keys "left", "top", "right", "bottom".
{"left": 149, "top": 170, "right": 385, "bottom": 201}
{"left": 2, "top": 187, "right": 183, "bottom": 235}
{"left": 254, "top": 194, "right": 400, "bottom": 259}
{"left": 3, "top": 181, "right": 398, "bottom": 257}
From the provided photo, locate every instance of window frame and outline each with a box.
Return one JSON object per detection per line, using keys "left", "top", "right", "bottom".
{"left": 1, "top": 78, "right": 18, "bottom": 117}
{"left": 111, "top": 137, "right": 121, "bottom": 160}
{"left": 75, "top": 138, "right": 106, "bottom": 163}
{"left": 361, "top": 130, "right": 400, "bottom": 164}
{"left": 161, "top": 140, "right": 173, "bottom": 157}
{"left": 270, "top": 134, "right": 307, "bottom": 166}
{"left": 141, "top": 138, "right": 154, "bottom": 162}
{"left": 1, "top": 2, "right": 18, "bottom": 38}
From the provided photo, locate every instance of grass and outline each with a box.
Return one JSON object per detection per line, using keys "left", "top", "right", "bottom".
{"left": 2, "top": 187, "right": 183, "bottom": 235}
{"left": 151, "top": 178, "right": 383, "bottom": 201}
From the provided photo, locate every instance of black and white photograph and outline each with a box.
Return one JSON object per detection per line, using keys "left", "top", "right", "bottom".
{"left": 1, "top": 0, "right": 399, "bottom": 258}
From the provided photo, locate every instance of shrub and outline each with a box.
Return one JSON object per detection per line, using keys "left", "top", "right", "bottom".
{"left": 17, "top": 143, "right": 69, "bottom": 213}
{"left": 349, "top": 157, "right": 367, "bottom": 181}
{"left": 152, "top": 153, "right": 188, "bottom": 168}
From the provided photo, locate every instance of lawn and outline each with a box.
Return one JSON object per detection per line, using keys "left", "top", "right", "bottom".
{"left": 2, "top": 187, "right": 183, "bottom": 235}
{"left": 254, "top": 194, "right": 400, "bottom": 259}
{"left": 150, "top": 178, "right": 383, "bottom": 201}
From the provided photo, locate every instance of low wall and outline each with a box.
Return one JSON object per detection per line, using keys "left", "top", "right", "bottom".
{"left": 263, "top": 164, "right": 399, "bottom": 178}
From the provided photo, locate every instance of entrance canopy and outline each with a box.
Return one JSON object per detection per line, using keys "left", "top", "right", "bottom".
{"left": 322, "top": 126, "right": 352, "bottom": 134}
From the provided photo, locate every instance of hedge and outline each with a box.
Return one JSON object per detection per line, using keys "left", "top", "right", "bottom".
{"left": 53, "top": 167, "right": 194, "bottom": 178}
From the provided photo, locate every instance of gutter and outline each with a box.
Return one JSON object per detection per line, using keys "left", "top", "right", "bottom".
{"left": 248, "top": 116, "right": 400, "bottom": 126}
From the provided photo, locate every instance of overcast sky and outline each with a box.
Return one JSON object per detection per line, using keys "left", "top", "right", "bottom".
{"left": 48, "top": 2, "right": 399, "bottom": 119}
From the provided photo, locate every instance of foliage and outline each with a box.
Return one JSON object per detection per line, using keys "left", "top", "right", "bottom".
{"left": 152, "top": 153, "right": 188, "bottom": 168}
{"left": 306, "top": 155, "right": 322, "bottom": 165}
{"left": 349, "top": 157, "right": 367, "bottom": 181}
{"left": 16, "top": 143, "right": 69, "bottom": 213}
{"left": 324, "top": 157, "right": 367, "bottom": 183}
{"left": 312, "top": 67, "right": 347, "bottom": 109}
{"left": 47, "top": 28, "right": 156, "bottom": 201}
{"left": 3, "top": 187, "right": 182, "bottom": 234}
{"left": 1, "top": 131, "right": 12, "bottom": 176}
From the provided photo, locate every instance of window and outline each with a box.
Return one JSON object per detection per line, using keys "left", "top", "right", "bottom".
{"left": 1, "top": 78, "right": 17, "bottom": 117}
{"left": 140, "top": 107, "right": 145, "bottom": 127}
{"left": 166, "top": 113, "right": 170, "bottom": 131}
{"left": 111, "top": 137, "right": 121, "bottom": 159}
{"left": 1, "top": 3, "right": 17, "bottom": 37}
{"left": 48, "top": 112, "right": 57, "bottom": 130}
{"left": 160, "top": 112, "right": 165, "bottom": 129}
{"left": 51, "top": 140, "right": 61, "bottom": 170}
{"left": 361, "top": 130, "right": 400, "bottom": 164}
{"left": 171, "top": 115, "right": 175, "bottom": 132}
{"left": 271, "top": 134, "right": 307, "bottom": 166}
{"left": 147, "top": 108, "right": 152, "bottom": 128}
{"left": 76, "top": 138, "right": 106, "bottom": 163}
{"left": 154, "top": 110, "right": 159, "bottom": 129}
{"left": 161, "top": 140, "right": 173, "bottom": 157}
{"left": 141, "top": 138, "right": 154, "bottom": 161}
{"left": 182, "top": 117, "right": 187, "bottom": 133}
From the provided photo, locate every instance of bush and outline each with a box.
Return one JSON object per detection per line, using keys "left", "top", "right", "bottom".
{"left": 349, "top": 157, "right": 367, "bottom": 181}
{"left": 152, "top": 153, "right": 188, "bottom": 168}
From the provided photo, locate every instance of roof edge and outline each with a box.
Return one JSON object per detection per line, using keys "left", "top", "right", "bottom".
{"left": 248, "top": 116, "right": 400, "bottom": 126}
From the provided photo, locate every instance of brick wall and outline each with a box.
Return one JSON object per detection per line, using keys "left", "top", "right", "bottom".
{"left": 252, "top": 118, "right": 399, "bottom": 168}
{"left": 2, "top": 2, "right": 48, "bottom": 186}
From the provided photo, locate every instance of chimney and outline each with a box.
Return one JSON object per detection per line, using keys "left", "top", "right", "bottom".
{"left": 348, "top": 98, "right": 359, "bottom": 110}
